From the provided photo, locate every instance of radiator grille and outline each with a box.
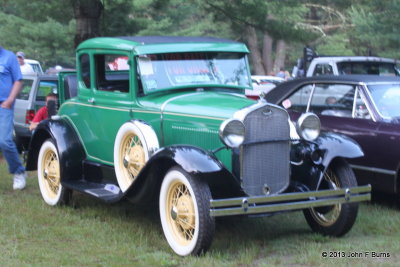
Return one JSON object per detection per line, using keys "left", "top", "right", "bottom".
{"left": 241, "top": 104, "right": 290, "bottom": 196}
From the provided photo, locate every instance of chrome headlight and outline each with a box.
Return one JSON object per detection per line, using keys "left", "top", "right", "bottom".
{"left": 296, "top": 113, "right": 320, "bottom": 141}
{"left": 219, "top": 119, "right": 245, "bottom": 148}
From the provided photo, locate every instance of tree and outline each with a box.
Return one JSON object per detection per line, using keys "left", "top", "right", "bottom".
{"left": 201, "top": 0, "right": 318, "bottom": 75}
{"left": 70, "top": 0, "right": 104, "bottom": 47}
{"left": 348, "top": 0, "right": 400, "bottom": 58}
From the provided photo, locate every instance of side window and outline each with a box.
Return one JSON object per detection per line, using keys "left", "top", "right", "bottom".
{"left": 313, "top": 64, "right": 333, "bottom": 76}
{"left": 80, "top": 54, "right": 91, "bottom": 88}
{"left": 94, "top": 54, "right": 129, "bottom": 93}
{"left": 35, "top": 80, "right": 58, "bottom": 101}
{"left": 309, "top": 83, "right": 355, "bottom": 118}
{"left": 17, "top": 79, "right": 34, "bottom": 100}
{"left": 282, "top": 84, "right": 313, "bottom": 113}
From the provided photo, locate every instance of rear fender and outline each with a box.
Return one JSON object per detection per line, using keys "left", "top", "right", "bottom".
{"left": 124, "top": 145, "right": 244, "bottom": 203}
{"left": 26, "top": 117, "right": 85, "bottom": 181}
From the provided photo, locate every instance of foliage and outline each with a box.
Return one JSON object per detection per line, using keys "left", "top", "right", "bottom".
{"left": 0, "top": 12, "right": 75, "bottom": 69}
{"left": 349, "top": 0, "right": 400, "bottom": 58}
{"left": 131, "top": 0, "right": 234, "bottom": 38}
{"left": 1, "top": 0, "right": 400, "bottom": 71}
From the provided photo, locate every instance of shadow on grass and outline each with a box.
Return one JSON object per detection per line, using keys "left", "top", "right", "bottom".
{"left": 65, "top": 191, "right": 315, "bottom": 255}
{"left": 370, "top": 191, "right": 399, "bottom": 210}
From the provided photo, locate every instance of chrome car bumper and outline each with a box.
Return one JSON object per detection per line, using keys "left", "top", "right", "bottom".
{"left": 210, "top": 185, "right": 371, "bottom": 217}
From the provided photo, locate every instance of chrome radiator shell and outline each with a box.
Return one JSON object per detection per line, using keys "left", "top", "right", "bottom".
{"left": 236, "top": 103, "right": 290, "bottom": 196}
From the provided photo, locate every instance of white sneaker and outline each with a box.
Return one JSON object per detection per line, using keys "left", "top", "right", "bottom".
{"left": 13, "top": 173, "right": 27, "bottom": 190}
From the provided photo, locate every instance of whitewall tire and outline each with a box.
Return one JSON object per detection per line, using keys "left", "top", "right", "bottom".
{"left": 114, "top": 121, "right": 159, "bottom": 192}
{"left": 159, "top": 167, "right": 215, "bottom": 256}
{"left": 37, "top": 140, "right": 70, "bottom": 206}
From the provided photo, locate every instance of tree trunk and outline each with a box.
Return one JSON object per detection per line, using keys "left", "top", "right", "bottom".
{"left": 262, "top": 33, "right": 273, "bottom": 75}
{"left": 245, "top": 26, "right": 265, "bottom": 75}
{"left": 71, "top": 0, "right": 104, "bottom": 48}
{"left": 273, "top": 39, "right": 287, "bottom": 72}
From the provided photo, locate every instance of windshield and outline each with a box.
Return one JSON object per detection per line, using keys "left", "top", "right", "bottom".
{"left": 337, "top": 62, "right": 400, "bottom": 76}
{"left": 137, "top": 52, "right": 251, "bottom": 94}
{"left": 367, "top": 83, "right": 400, "bottom": 119}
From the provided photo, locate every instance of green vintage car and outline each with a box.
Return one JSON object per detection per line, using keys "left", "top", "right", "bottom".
{"left": 26, "top": 36, "right": 371, "bottom": 256}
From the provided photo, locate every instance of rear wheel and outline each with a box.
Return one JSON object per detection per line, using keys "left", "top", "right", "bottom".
{"left": 37, "top": 140, "right": 71, "bottom": 206}
{"left": 159, "top": 167, "right": 215, "bottom": 256}
{"left": 303, "top": 159, "right": 358, "bottom": 236}
{"left": 114, "top": 122, "right": 158, "bottom": 192}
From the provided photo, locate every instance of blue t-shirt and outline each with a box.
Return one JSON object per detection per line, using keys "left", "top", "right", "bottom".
{"left": 0, "top": 47, "right": 23, "bottom": 102}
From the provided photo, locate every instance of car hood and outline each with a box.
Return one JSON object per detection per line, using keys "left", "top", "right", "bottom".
{"left": 140, "top": 91, "right": 256, "bottom": 120}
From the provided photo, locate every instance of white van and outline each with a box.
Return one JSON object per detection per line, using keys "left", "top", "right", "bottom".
{"left": 25, "top": 59, "right": 43, "bottom": 74}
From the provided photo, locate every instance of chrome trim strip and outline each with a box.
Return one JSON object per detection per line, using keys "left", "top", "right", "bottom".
{"left": 210, "top": 185, "right": 371, "bottom": 217}
{"left": 350, "top": 164, "right": 396, "bottom": 176}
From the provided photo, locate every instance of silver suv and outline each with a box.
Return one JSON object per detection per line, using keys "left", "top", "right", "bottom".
{"left": 14, "top": 74, "right": 58, "bottom": 151}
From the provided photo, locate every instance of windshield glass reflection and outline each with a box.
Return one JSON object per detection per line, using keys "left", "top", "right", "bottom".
{"left": 368, "top": 83, "right": 400, "bottom": 119}
{"left": 137, "top": 52, "right": 251, "bottom": 94}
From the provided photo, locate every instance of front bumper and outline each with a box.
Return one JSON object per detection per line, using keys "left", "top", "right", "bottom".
{"left": 210, "top": 185, "right": 371, "bottom": 217}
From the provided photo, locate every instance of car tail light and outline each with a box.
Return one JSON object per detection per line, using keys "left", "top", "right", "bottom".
{"left": 25, "top": 109, "right": 35, "bottom": 124}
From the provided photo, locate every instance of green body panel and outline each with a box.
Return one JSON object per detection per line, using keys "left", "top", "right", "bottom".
{"left": 58, "top": 36, "right": 254, "bottom": 169}
{"left": 59, "top": 88, "right": 254, "bottom": 168}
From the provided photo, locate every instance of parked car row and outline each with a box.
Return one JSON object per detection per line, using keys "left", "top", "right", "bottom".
{"left": 14, "top": 36, "right": 400, "bottom": 257}
{"left": 21, "top": 36, "right": 372, "bottom": 256}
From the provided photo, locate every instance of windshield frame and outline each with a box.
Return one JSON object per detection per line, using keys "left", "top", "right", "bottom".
{"left": 136, "top": 52, "right": 252, "bottom": 95}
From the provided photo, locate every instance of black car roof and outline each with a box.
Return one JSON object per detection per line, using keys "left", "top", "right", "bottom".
{"left": 266, "top": 75, "right": 400, "bottom": 104}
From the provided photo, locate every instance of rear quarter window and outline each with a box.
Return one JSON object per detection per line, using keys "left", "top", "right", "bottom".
{"left": 17, "top": 79, "right": 34, "bottom": 100}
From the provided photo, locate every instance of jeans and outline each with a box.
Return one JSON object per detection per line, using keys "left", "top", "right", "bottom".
{"left": 0, "top": 106, "right": 25, "bottom": 174}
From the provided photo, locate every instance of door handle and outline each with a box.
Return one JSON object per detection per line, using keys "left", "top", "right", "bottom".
{"left": 88, "top": 97, "right": 95, "bottom": 104}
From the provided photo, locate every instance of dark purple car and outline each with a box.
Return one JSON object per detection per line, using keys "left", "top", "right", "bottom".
{"left": 266, "top": 75, "right": 400, "bottom": 199}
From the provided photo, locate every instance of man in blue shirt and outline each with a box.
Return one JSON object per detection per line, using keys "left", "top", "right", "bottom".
{"left": 0, "top": 46, "right": 26, "bottom": 190}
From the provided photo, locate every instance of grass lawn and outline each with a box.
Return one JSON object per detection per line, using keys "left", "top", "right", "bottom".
{"left": 0, "top": 156, "right": 399, "bottom": 267}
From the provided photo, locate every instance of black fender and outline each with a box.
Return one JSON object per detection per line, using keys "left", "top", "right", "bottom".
{"left": 315, "top": 131, "right": 363, "bottom": 169}
{"left": 291, "top": 131, "right": 363, "bottom": 191}
{"left": 124, "top": 145, "right": 244, "bottom": 203}
{"left": 26, "top": 117, "right": 86, "bottom": 181}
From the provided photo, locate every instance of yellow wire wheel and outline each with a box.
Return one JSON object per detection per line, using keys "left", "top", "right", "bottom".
{"left": 114, "top": 121, "right": 159, "bottom": 192}
{"left": 159, "top": 167, "right": 215, "bottom": 256}
{"left": 166, "top": 179, "right": 196, "bottom": 246}
{"left": 309, "top": 168, "right": 342, "bottom": 227}
{"left": 303, "top": 159, "right": 358, "bottom": 237}
{"left": 120, "top": 132, "right": 146, "bottom": 184}
{"left": 37, "top": 140, "right": 69, "bottom": 206}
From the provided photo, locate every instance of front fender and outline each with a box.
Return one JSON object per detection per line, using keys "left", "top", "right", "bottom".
{"left": 124, "top": 145, "right": 244, "bottom": 203}
{"left": 315, "top": 131, "right": 364, "bottom": 169}
{"left": 26, "top": 117, "right": 85, "bottom": 181}
{"left": 290, "top": 132, "right": 363, "bottom": 191}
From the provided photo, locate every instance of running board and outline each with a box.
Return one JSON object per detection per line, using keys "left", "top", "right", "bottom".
{"left": 62, "top": 180, "right": 124, "bottom": 203}
{"left": 210, "top": 185, "right": 371, "bottom": 217}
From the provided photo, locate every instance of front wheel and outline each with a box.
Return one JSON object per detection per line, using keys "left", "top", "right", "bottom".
{"left": 159, "top": 167, "right": 215, "bottom": 256}
{"left": 303, "top": 159, "right": 359, "bottom": 236}
{"left": 37, "top": 139, "right": 71, "bottom": 206}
